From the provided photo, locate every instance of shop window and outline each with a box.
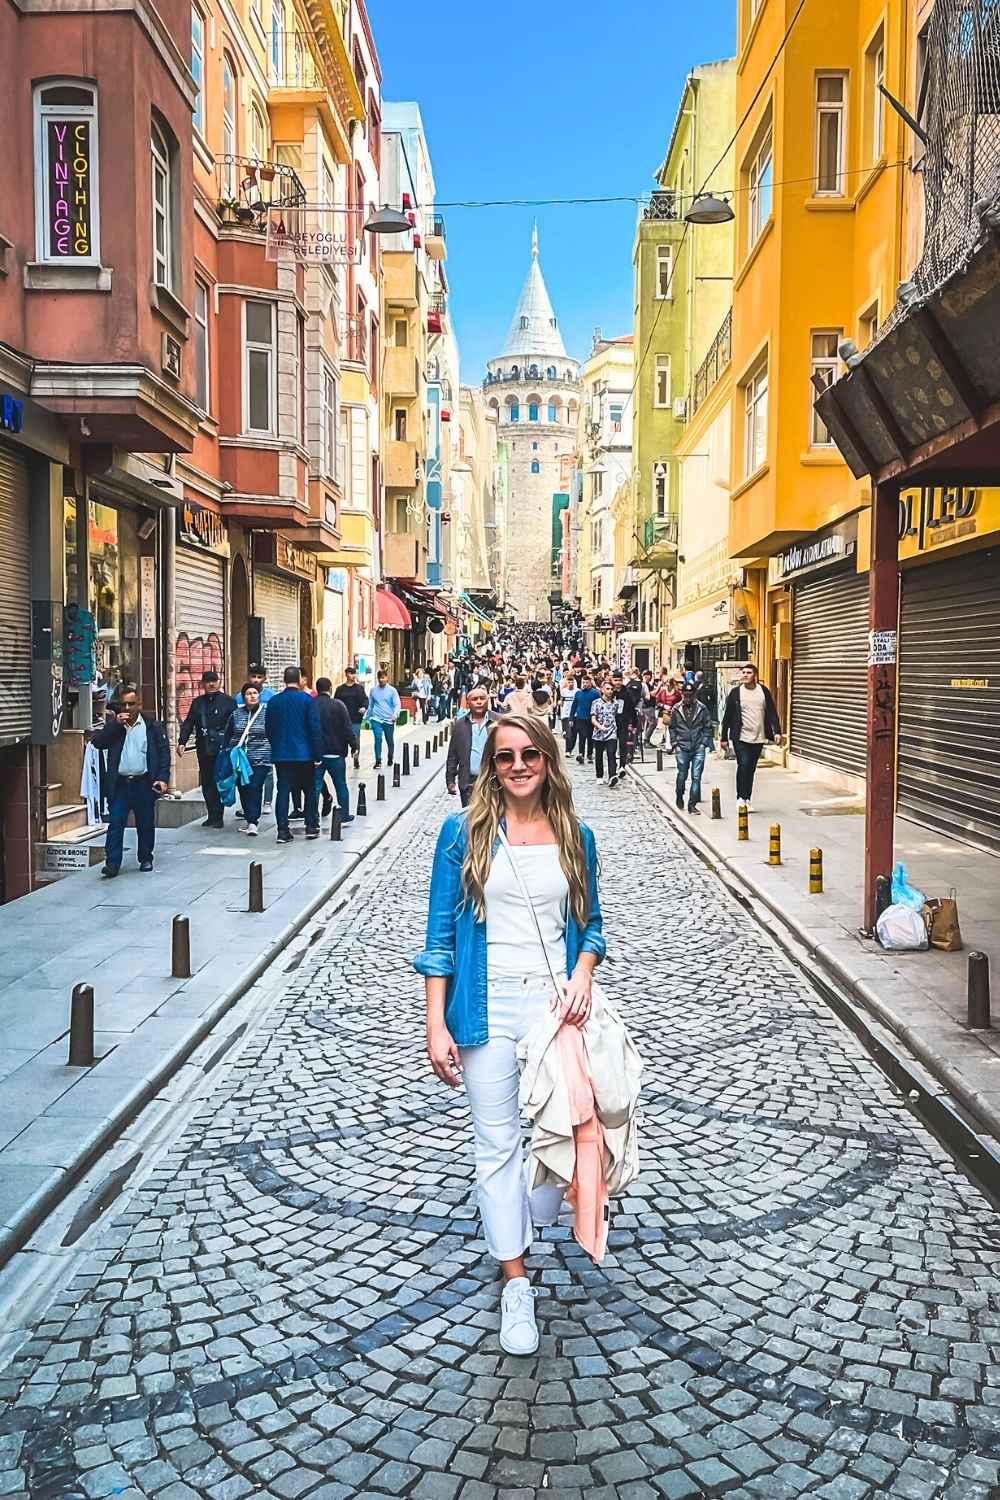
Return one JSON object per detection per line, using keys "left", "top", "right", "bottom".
{"left": 194, "top": 279, "right": 210, "bottom": 412}
{"left": 33, "top": 81, "right": 100, "bottom": 264}
{"left": 244, "top": 298, "right": 275, "bottom": 433}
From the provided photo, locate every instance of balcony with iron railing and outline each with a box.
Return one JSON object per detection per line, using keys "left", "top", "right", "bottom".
{"left": 692, "top": 308, "right": 732, "bottom": 415}
{"left": 643, "top": 190, "right": 678, "bottom": 221}
{"left": 267, "top": 34, "right": 324, "bottom": 93}
{"left": 215, "top": 155, "right": 306, "bottom": 228}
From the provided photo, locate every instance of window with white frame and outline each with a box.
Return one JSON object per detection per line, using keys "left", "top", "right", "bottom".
{"left": 321, "top": 366, "right": 338, "bottom": 478}
{"left": 746, "top": 114, "right": 773, "bottom": 249}
{"left": 151, "top": 120, "right": 173, "bottom": 289}
{"left": 809, "top": 331, "right": 841, "bottom": 446}
{"left": 271, "top": 0, "right": 286, "bottom": 81}
{"left": 194, "top": 280, "right": 210, "bottom": 412}
{"left": 222, "top": 57, "right": 237, "bottom": 196}
{"left": 244, "top": 299, "right": 275, "bottom": 433}
{"left": 321, "top": 160, "right": 336, "bottom": 211}
{"left": 656, "top": 243, "right": 673, "bottom": 299}
{"left": 868, "top": 27, "right": 885, "bottom": 159}
{"left": 593, "top": 471, "right": 604, "bottom": 499}
{"left": 250, "top": 101, "right": 267, "bottom": 164}
{"left": 33, "top": 81, "right": 101, "bottom": 264}
{"left": 653, "top": 463, "right": 668, "bottom": 518}
{"left": 816, "top": 74, "right": 847, "bottom": 194}
{"left": 743, "top": 356, "right": 769, "bottom": 476}
{"left": 654, "top": 355, "right": 671, "bottom": 408}
{"left": 610, "top": 401, "right": 624, "bottom": 430}
{"left": 191, "top": 8, "right": 206, "bottom": 136}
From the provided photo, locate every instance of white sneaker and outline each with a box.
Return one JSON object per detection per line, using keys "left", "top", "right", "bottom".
{"left": 499, "top": 1277, "right": 539, "bottom": 1356}
{"left": 246, "top": 823, "right": 258, "bottom": 836}
{"left": 263, "top": 801, "right": 273, "bottom": 814}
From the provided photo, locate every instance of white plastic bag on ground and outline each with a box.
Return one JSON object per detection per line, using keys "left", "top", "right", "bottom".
{"left": 876, "top": 902, "right": 929, "bottom": 951}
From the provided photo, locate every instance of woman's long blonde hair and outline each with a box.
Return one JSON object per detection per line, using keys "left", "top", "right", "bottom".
{"left": 461, "top": 714, "right": 590, "bottom": 928}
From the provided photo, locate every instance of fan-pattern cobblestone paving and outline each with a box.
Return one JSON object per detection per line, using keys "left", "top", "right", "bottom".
{"left": 2, "top": 770, "right": 1000, "bottom": 1499}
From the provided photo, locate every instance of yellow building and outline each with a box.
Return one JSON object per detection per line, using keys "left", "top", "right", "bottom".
{"left": 730, "top": 0, "right": 906, "bottom": 785}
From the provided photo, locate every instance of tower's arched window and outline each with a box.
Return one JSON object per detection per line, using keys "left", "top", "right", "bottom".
{"left": 548, "top": 402, "right": 558, "bottom": 422}
{"left": 520, "top": 316, "right": 528, "bottom": 329}
{"left": 531, "top": 461, "right": 540, "bottom": 474}
{"left": 546, "top": 365, "right": 556, "bottom": 380}
{"left": 510, "top": 364, "right": 519, "bottom": 379}
{"left": 529, "top": 363, "right": 538, "bottom": 378}
{"left": 528, "top": 403, "right": 539, "bottom": 422}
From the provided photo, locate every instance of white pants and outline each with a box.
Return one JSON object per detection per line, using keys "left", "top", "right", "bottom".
{"left": 461, "top": 976, "right": 566, "bottom": 1261}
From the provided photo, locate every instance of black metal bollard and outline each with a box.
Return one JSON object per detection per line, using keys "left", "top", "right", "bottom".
{"left": 249, "top": 862, "right": 264, "bottom": 913}
{"left": 377, "top": 774, "right": 386, "bottom": 802}
{"left": 68, "top": 983, "right": 95, "bottom": 1067}
{"left": 413, "top": 745, "right": 420, "bottom": 769}
{"left": 657, "top": 749, "right": 663, "bottom": 772}
{"left": 357, "top": 783, "right": 367, "bottom": 817}
{"left": 392, "top": 763, "right": 401, "bottom": 789}
{"left": 330, "top": 806, "right": 342, "bottom": 841}
{"left": 426, "top": 738, "right": 432, "bottom": 758}
{"left": 969, "top": 952, "right": 991, "bottom": 1029}
{"left": 171, "top": 915, "right": 191, "bottom": 978}
{"left": 402, "top": 743, "right": 411, "bottom": 776}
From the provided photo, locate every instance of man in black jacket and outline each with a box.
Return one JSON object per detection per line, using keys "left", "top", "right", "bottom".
{"left": 720, "top": 664, "right": 783, "bottom": 811}
{"left": 315, "top": 678, "right": 358, "bottom": 824}
{"left": 334, "top": 665, "right": 368, "bottom": 770}
{"left": 91, "top": 685, "right": 170, "bottom": 877}
{"left": 446, "top": 685, "right": 491, "bottom": 806}
{"left": 177, "top": 669, "right": 236, "bottom": 828}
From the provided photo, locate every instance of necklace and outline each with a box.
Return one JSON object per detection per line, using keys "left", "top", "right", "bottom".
{"left": 505, "top": 816, "right": 551, "bottom": 847}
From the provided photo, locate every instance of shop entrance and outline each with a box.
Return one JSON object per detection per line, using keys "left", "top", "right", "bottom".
{"left": 230, "top": 555, "right": 250, "bottom": 689}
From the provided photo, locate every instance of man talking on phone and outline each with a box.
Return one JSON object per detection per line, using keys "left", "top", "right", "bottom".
{"left": 90, "top": 684, "right": 171, "bottom": 877}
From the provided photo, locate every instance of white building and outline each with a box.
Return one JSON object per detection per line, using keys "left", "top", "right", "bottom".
{"left": 578, "top": 332, "right": 634, "bottom": 632}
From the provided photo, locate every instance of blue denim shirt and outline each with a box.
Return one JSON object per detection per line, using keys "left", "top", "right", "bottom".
{"left": 413, "top": 811, "right": 605, "bottom": 1048}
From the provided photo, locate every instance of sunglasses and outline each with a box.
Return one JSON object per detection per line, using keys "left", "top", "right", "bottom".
{"left": 493, "top": 747, "right": 546, "bottom": 770}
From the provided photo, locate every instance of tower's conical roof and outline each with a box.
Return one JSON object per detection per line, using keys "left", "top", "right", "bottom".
{"left": 500, "top": 224, "right": 569, "bottom": 360}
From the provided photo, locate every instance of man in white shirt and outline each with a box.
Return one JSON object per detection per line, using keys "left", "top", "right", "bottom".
{"left": 720, "top": 664, "right": 783, "bottom": 812}
{"left": 447, "top": 686, "right": 491, "bottom": 807}
{"left": 90, "top": 686, "right": 171, "bottom": 876}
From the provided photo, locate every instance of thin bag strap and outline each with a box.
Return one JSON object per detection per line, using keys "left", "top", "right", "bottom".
{"left": 497, "top": 828, "right": 566, "bottom": 994}
{"left": 238, "top": 707, "right": 261, "bottom": 749}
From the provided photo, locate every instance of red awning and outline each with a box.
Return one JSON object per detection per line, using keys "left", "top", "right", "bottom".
{"left": 375, "top": 588, "right": 412, "bottom": 630}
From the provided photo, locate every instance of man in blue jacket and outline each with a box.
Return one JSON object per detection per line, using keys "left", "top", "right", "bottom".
{"left": 264, "top": 665, "right": 323, "bottom": 842}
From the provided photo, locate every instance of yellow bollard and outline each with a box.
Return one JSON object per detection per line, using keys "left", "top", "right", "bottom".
{"left": 809, "top": 847, "right": 823, "bottom": 894}
{"left": 768, "top": 824, "right": 782, "bottom": 866}
{"left": 711, "top": 787, "right": 722, "bottom": 820}
{"left": 737, "top": 804, "right": 749, "bottom": 842}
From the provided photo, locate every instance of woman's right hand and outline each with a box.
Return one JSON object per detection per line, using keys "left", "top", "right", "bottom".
{"left": 427, "top": 1024, "right": 462, "bottom": 1087}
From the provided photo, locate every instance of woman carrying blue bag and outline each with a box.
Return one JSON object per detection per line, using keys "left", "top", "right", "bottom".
{"left": 223, "top": 682, "right": 274, "bottom": 836}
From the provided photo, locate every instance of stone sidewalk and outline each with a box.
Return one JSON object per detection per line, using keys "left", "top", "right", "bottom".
{"left": 0, "top": 722, "right": 449, "bottom": 1268}
{"left": 630, "top": 747, "right": 1000, "bottom": 1144}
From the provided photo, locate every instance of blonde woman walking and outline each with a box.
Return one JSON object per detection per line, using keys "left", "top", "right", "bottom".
{"left": 414, "top": 715, "right": 605, "bottom": 1355}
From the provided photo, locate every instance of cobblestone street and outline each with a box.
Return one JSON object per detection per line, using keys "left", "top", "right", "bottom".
{"left": 2, "top": 767, "right": 1000, "bottom": 1500}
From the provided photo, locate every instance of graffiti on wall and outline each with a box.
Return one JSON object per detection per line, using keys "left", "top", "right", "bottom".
{"left": 175, "top": 632, "right": 224, "bottom": 726}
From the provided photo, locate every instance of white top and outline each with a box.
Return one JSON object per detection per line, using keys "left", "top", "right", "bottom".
{"left": 118, "top": 717, "right": 149, "bottom": 775}
{"left": 485, "top": 843, "right": 569, "bottom": 983}
{"left": 739, "top": 684, "right": 767, "bottom": 744}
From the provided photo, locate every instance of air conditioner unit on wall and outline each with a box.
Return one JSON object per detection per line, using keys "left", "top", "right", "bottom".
{"left": 673, "top": 397, "right": 688, "bottom": 422}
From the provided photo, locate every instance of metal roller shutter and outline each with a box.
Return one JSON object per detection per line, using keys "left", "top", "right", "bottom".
{"left": 175, "top": 545, "right": 226, "bottom": 680}
{"left": 255, "top": 571, "right": 300, "bottom": 681}
{"left": 898, "top": 550, "right": 1000, "bottom": 852}
{"left": 790, "top": 570, "right": 870, "bottom": 776}
{"left": 0, "top": 446, "right": 31, "bottom": 744}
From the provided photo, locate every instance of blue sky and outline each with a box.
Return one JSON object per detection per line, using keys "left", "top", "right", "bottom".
{"left": 370, "top": 0, "right": 736, "bottom": 381}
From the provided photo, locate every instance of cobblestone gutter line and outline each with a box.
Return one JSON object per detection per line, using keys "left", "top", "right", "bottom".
{"left": 629, "top": 767, "right": 1000, "bottom": 1199}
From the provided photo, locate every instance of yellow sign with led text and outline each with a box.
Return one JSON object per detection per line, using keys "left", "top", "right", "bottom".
{"left": 898, "top": 485, "right": 1000, "bottom": 561}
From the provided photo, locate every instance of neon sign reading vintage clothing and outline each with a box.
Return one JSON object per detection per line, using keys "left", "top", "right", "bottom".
{"left": 47, "top": 119, "right": 92, "bottom": 258}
